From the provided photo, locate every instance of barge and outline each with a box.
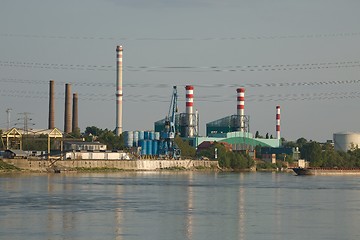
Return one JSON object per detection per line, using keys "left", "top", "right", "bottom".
{"left": 292, "top": 167, "right": 360, "bottom": 176}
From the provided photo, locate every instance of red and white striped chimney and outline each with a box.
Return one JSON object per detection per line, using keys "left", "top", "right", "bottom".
{"left": 115, "top": 45, "right": 123, "bottom": 136}
{"left": 186, "top": 85, "right": 194, "bottom": 137}
{"left": 237, "top": 88, "right": 245, "bottom": 132}
{"left": 276, "top": 106, "right": 281, "bottom": 139}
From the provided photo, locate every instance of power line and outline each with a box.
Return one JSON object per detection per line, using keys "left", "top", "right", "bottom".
{"left": 1, "top": 32, "right": 360, "bottom": 41}
{"left": 2, "top": 60, "right": 360, "bottom": 72}
{"left": 2, "top": 77, "right": 360, "bottom": 89}
{"left": 1, "top": 89, "right": 360, "bottom": 103}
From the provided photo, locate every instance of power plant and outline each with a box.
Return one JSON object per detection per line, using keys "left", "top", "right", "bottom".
{"left": 2, "top": 44, "right": 285, "bottom": 161}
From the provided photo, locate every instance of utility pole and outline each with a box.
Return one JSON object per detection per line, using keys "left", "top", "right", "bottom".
{"left": 6, "top": 108, "right": 12, "bottom": 130}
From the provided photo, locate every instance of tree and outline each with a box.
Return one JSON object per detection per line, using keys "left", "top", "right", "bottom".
{"left": 174, "top": 136, "right": 196, "bottom": 158}
{"left": 255, "top": 131, "right": 259, "bottom": 138}
{"left": 85, "top": 126, "right": 103, "bottom": 136}
{"left": 266, "top": 133, "right": 269, "bottom": 139}
{"left": 302, "top": 141, "right": 323, "bottom": 166}
{"left": 98, "top": 130, "right": 123, "bottom": 150}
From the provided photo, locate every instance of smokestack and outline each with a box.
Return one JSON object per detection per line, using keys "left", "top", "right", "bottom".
{"left": 237, "top": 88, "right": 245, "bottom": 132}
{"left": 72, "top": 93, "right": 78, "bottom": 133}
{"left": 64, "top": 83, "right": 72, "bottom": 133}
{"left": 186, "top": 85, "right": 194, "bottom": 137}
{"left": 115, "top": 45, "right": 123, "bottom": 136}
{"left": 48, "top": 80, "right": 55, "bottom": 129}
{"left": 276, "top": 105, "right": 281, "bottom": 139}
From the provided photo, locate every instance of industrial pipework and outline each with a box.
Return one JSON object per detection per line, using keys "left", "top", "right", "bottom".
{"left": 115, "top": 45, "right": 123, "bottom": 136}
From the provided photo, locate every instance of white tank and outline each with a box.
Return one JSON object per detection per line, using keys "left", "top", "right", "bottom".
{"left": 333, "top": 132, "right": 360, "bottom": 151}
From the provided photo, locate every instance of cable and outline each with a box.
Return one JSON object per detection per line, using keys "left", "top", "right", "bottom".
{"left": 2, "top": 60, "right": 360, "bottom": 72}
{"left": 1, "top": 32, "right": 360, "bottom": 41}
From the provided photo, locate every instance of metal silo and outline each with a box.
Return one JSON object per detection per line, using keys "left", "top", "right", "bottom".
{"left": 334, "top": 132, "right": 360, "bottom": 151}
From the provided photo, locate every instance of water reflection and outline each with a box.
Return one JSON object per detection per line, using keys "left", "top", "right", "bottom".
{"left": 238, "top": 173, "right": 245, "bottom": 240}
{"left": 185, "top": 172, "right": 193, "bottom": 240}
{"left": 1, "top": 172, "right": 360, "bottom": 240}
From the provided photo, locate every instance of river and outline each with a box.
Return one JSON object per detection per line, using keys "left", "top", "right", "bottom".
{"left": 1, "top": 172, "right": 360, "bottom": 240}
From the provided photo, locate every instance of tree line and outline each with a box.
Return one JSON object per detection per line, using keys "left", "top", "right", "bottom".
{"left": 284, "top": 138, "right": 360, "bottom": 168}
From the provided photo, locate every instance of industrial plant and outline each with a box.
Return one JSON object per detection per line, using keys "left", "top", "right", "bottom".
{"left": 3, "top": 44, "right": 359, "bottom": 168}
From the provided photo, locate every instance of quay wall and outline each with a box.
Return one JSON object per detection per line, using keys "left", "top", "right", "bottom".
{"left": 2, "top": 159, "right": 219, "bottom": 172}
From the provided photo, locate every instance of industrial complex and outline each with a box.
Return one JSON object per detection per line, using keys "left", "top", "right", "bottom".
{"left": 2, "top": 45, "right": 360, "bottom": 164}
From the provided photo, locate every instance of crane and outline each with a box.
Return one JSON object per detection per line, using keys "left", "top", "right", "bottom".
{"left": 159, "top": 86, "right": 181, "bottom": 159}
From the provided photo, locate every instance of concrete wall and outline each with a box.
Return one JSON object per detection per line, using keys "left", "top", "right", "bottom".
{"left": 3, "top": 159, "right": 219, "bottom": 172}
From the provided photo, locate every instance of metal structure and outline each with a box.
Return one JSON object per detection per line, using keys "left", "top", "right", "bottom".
{"left": 159, "top": 86, "right": 181, "bottom": 159}
{"left": 48, "top": 80, "right": 55, "bottom": 129}
{"left": 64, "top": 83, "right": 72, "bottom": 133}
{"left": 115, "top": 45, "right": 123, "bottom": 136}
{"left": 276, "top": 106, "right": 281, "bottom": 139}
{"left": 1, "top": 128, "right": 22, "bottom": 150}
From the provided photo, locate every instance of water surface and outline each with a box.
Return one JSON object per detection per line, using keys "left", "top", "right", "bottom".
{"left": 1, "top": 172, "right": 360, "bottom": 240}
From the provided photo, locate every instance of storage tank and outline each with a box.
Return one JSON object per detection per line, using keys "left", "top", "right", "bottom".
{"left": 333, "top": 132, "right": 360, "bottom": 152}
{"left": 144, "top": 131, "right": 150, "bottom": 140}
{"left": 123, "top": 131, "right": 134, "bottom": 148}
{"left": 139, "top": 140, "right": 146, "bottom": 155}
{"left": 139, "top": 131, "right": 145, "bottom": 140}
{"left": 152, "top": 140, "right": 158, "bottom": 156}
{"left": 146, "top": 140, "right": 152, "bottom": 155}
{"left": 155, "top": 132, "right": 160, "bottom": 140}
{"left": 133, "top": 131, "right": 139, "bottom": 147}
{"left": 149, "top": 131, "right": 155, "bottom": 140}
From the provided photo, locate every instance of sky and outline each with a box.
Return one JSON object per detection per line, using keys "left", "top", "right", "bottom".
{"left": 1, "top": 0, "right": 360, "bottom": 141}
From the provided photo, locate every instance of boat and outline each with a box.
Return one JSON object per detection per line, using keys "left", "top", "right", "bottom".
{"left": 292, "top": 167, "right": 360, "bottom": 176}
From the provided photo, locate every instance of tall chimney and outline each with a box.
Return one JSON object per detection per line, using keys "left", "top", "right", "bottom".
{"left": 237, "top": 88, "right": 245, "bottom": 132}
{"left": 64, "top": 83, "right": 72, "bottom": 133}
{"left": 48, "top": 80, "right": 55, "bottom": 129}
{"left": 276, "top": 105, "right": 281, "bottom": 139}
{"left": 185, "top": 85, "right": 194, "bottom": 137}
{"left": 115, "top": 45, "right": 123, "bottom": 136}
{"left": 72, "top": 93, "right": 78, "bottom": 133}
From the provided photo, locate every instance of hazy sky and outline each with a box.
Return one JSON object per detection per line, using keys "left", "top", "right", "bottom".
{"left": 1, "top": 0, "right": 360, "bottom": 141}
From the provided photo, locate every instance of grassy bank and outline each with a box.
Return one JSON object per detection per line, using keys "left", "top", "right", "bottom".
{"left": 0, "top": 160, "right": 21, "bottom": 172}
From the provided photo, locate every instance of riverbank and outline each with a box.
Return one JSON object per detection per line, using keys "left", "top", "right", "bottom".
{"left": 1, "top": 158, "right": 220, "bottom": 173}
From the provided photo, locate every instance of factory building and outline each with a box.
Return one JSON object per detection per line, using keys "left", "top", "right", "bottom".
{"left": 64, "top": 141, "right": 107, "bottom": 151}
{"left": 192, "top": 87, "right": 280, "bottom": 150}
{"left": 153, "top": 86, "right": 281, "bottom": 152}
{"left": 333, "top": 132, "right": 360, "bottom": 152}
